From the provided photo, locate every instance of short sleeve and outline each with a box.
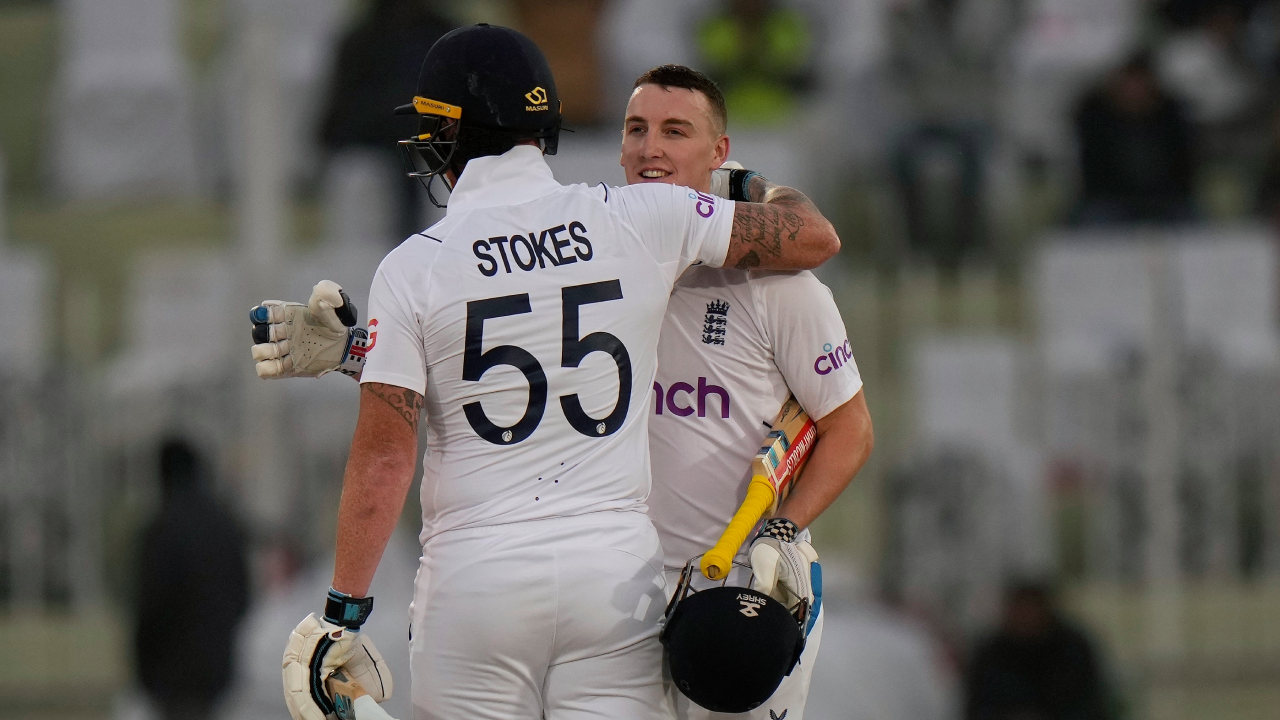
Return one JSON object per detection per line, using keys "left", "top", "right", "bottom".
{"left": 359, "top": 261, "right": 427, "bottom": 394}
{"left": 606, "top": 183, "right": 733, "bottom": 271}
{"left": 752, "top": 271, "right": 862, "bottom": 421}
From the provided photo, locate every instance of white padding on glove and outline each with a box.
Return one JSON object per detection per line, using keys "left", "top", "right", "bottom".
{"left": 343, "top": 632, "right": 393, "bottom": 702}
{"left": 282, "top": 614, "right": 392, "bottom": 720}
{"left": 708, "top": 160, "right": 746, "bottom": 199}
{"left": 353, "top": 695, "right": 399, "bottom": 720}
{"left": 253, "top": 280, "right": 353, "bottom": 379}
{"left": 749, "top": 536, "right": 818, "bottom": 611}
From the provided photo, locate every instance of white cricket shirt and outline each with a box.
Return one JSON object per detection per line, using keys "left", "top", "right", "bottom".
{"left": 360, "top": 146, "right": 734, "bottom": 542}
{"left": 647, "top": 266, "right": 863, "bottom": 570}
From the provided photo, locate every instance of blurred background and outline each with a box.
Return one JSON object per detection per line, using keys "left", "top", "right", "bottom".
{"left": 2, "top": 0, "right": 1280, "bottom": 719}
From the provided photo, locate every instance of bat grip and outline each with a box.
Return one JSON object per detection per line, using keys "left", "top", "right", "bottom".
{"left": 701, "top": 478, "right": 776, "bottom": 581}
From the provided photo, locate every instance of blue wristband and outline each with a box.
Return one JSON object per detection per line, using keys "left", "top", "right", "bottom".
{"left": 727, "top": 169, "right": 761, "bottom": 202}
{"left": 324, "top": 588, "right": 374, "bottom": 629}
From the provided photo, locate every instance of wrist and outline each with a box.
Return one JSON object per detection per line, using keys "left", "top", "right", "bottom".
{"left": 727, "top": 169, "right": 762, "bottom": 202}
{"left": 757, "top": 517, "right": 801, "bottom": 543}
{"left": 324, "top": 588, "right": 374, "bottom": 629}
{"left": 338, "top": 327, "right": 370, "bottom": 378}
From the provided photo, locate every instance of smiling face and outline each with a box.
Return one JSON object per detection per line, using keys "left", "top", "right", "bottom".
{"left": 620, "top": 83, "right": 729, "bottom": 193}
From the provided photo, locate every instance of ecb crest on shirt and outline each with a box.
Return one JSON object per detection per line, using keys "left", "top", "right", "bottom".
{"left": 702, "top": 299, "right": 729, "bottom": 345}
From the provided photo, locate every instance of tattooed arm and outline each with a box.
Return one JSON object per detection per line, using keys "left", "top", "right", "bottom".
{"left": 331, "top": 382, "right": 423, "bottom": 597}
{"left": 723, "top": 177, "right": 840, "bottom": 271}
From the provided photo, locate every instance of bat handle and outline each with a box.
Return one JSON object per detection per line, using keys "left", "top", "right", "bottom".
{"left": 701, "top": 477, "right": 776, "bottom": 581}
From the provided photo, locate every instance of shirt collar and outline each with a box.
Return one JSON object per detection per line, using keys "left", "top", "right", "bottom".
{"left": 445, "top": 144, "right": 562, "bottom": 215}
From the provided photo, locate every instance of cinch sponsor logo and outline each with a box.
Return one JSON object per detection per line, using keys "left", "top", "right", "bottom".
{"left": 652, "top": 377, "right": 729, "bottom": 418}
{"left": 814, "top": 339, "right": 852, "bottom": 375}
{"left": 688, "top": 190, "right": 716, "bottom": 218}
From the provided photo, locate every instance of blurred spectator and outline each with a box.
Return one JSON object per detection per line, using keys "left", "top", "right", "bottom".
{"left": 319, "top": 0, "right": 454, "bottom": 238}
{"left": 1073, "top": 53, "right": 1198, "bottom": 225}
{"left": 1156, "top": 1, "right": 1260, "bottom": 127}
{"left": 135, "top": 439, "right": 249, "bottom": 720}
{"left": 1255, "top": 102, "right": 1280, "bottom": 222}
{"left": 965, "top": 581, "right": 1112, "bottom": 720}
{"left": 894, "top": 124, "right": 986, "bottom": 269}
{"left": 696, "top": 0, "right": 814, "bottom": 126}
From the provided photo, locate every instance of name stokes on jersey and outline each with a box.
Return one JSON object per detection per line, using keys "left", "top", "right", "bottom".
{"left": 473, "top": 221, "right": 593, "bottom": 276}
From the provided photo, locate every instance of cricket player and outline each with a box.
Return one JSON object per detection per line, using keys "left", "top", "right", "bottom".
{"left": 623, "top": 65, "right": 873, "bottom": 720}
{"left": 267, "top": 26, "right": 841, "bottom": 720}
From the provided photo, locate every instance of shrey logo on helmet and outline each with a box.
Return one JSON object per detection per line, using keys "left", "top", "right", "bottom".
{"left": 661, "top": 582, "right": 807, "bottom": 714}
{"left": 525, "top": 86, "right": 549, "bottom": 110}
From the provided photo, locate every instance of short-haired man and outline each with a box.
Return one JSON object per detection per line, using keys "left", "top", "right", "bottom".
{"left": 622, "top": 64, "right": 873, "bottom": 720}
{"left": 266, "top": 28, "right": 841, "bottom": 720}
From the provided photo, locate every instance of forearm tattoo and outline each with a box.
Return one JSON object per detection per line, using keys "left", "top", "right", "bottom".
{"left": 364, "top": 382, "right": 424, "bottom": 430}
{"left": 730, "top": 202, "right": 806, "bottom": 269}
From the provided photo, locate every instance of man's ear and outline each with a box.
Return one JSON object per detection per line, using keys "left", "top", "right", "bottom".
{"left": 714, "top": 134, "right": 730, "bottom": 168}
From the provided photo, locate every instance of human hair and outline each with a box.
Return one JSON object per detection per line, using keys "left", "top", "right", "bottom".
{"left": 633, "top": 64, "right": 728, "bottom": 135}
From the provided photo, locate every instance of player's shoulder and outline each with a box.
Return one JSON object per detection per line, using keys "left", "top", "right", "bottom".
{"left": 374, "top": 225, "right": 449, "bottom": 279}
{"left": 674, "top": 264, "right": 752, "bottom": 293}
{"left": 607, "top": 181, "right": 706, "bottom": 210}
{"left": 745, "top": 269, "right": 830, "bottom": 296}
{"left": 608, "top": 181, "right": 674, "bottom": 200}
{"left": 744, "top": 269, "right": 841, "bottom": 319}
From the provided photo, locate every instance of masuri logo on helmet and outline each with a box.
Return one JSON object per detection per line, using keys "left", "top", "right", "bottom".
{"left": 525, "top": 86, "right": 549, "bottom": 110}
{"left": 393, "top": 24, "right": 563, "bottom": 207}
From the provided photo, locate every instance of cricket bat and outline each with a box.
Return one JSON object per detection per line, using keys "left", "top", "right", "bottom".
{"left": 701, "top": 396, "right": 817, "bottom": 580}
{"left": 327, "top": 668, "right": 398, "bottom": 720}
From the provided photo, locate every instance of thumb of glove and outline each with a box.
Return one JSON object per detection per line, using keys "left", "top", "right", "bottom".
{"left": 308, "top": 280, "right": 351, "bottom": 333}
{"left": 798, "top": 540, "right": 819, "bottom": 564}
{"left": 749, "top": 540, "right": 783, "bottom": 596}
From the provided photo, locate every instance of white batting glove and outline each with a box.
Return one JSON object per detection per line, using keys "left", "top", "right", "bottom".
{"left": 250, "top": 280, "right": 370, "bottom": 379}
{"left": 749, "top": 518, "right": 818, "bottom": 614}
{"left": 282, "top": 613, "right": 392, "bottom": 720}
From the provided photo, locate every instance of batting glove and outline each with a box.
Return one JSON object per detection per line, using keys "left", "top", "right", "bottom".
{"left": 749, "top": 518, "right": 818, "bottom": 614}
{"left": 282, "top": 591, "right": 392, "bottom": 720}
{"left": 709, "top": 161, "right": 762, "bottom": 202}
{"left": 250, "top": 280, "right": 370, "bottom": 379}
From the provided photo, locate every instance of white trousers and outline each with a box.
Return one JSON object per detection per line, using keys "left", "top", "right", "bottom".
{"left": 409, "top": 512, "right": 671, "bottom": 720}
{"left": 660, "top": 568, "right": 824, "bottom": 720}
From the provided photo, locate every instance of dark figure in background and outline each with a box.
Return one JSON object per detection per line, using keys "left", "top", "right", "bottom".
{"left": 966, "top": 582, "right": 1112, "bottom": 720}
{"left": 894, "top": 124, "right": 986, "bottom": 269}
{"left": 319, "top": 0, "right": 455, "bottom": 237}
{"left": 135, "top": 439, "right": 250, "bottom": 720}
{"left": 1073, "top": 53, "right": 1198, "bottom": 226}
{"left": 697, "top": 0, "right": 814, "bottom": 127}
{"left": 1254, "top": 103, "right": 1280, "bottom": 226}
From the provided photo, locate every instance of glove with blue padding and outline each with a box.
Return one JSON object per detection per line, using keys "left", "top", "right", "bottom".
{"left": 282, "top": 590, "right": 392, "bottom": 720}
{"left": 251, "top": 280, "right": 370, "bottom": 379}
{"left": 748, "top": 517, "right": 818, "bottom": 616}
